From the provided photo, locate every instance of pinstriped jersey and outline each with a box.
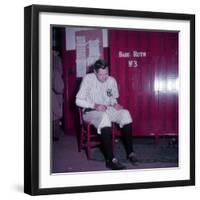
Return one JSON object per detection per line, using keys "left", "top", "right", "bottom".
{"left": 76, "top": 73, "right": 119, "bottom": 108}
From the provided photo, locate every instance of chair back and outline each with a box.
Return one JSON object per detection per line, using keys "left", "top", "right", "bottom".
{"left": 78, "top": 107, "right": 84, "bottom": 126}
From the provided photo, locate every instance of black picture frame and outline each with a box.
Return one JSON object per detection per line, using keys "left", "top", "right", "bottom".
{"left": 24, "top": 4, "right": 195, "bottom": 195}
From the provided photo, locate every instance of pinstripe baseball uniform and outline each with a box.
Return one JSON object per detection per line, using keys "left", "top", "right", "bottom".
{"left": 76, "top": 73, "right": 132, "bottom": 134}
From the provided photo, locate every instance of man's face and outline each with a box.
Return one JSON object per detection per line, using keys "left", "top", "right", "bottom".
{"left": 95, "top": 67, "right": 109, "bottom": 83}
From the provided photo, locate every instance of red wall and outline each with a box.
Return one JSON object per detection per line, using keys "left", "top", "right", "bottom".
{"left": 109, "top": 30, "right": 178, "bottom": 137}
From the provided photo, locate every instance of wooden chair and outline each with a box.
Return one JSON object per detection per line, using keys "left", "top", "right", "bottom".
{"left": 78, "top": 108, "right": 115, "bottom": 160}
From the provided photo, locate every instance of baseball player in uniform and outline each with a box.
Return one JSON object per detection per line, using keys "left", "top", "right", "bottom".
{"left": 76, "top": 59, "right": 137, "bottom": 170}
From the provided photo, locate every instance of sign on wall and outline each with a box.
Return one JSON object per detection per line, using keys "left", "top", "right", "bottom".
{"left": 75, "top": 30, "right": 104, "bottom": 77}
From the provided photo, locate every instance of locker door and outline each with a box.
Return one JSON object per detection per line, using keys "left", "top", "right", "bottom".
{"left": 109, "top": 29, "right": 178, "bottom": 137}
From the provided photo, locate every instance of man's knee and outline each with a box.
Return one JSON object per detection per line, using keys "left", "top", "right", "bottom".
{"left": 119, "top": 109, "right": 132, "bottom": 127}
{"left": 100, "top": 112, "right": 111, "bottom": 127}
{"left": 97, "top": 112, "right": 111, "bottom": 134}
{"left": 121, "top": 109, "right": 132, "bottom": 120}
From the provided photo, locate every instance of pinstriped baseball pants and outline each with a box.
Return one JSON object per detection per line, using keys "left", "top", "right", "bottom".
{"left": 83, "top": 107, "right": 132, "bottom": 134}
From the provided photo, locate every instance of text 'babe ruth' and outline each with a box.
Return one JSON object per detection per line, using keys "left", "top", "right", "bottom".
{"left": 76, "top": 59, "right": 138, "bottom": 170}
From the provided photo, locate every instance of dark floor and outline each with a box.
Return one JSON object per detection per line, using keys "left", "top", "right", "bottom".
{"left": 52, "top": 129, "right": 178, "bottom": 173}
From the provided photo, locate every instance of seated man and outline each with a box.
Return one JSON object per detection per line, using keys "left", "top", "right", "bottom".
{"left": 76, "top": 59, "right": 137, "bottom": 170}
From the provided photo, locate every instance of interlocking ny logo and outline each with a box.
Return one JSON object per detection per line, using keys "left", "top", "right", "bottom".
{"left": 107, "top": 89, "right": 113, "bottom": 97}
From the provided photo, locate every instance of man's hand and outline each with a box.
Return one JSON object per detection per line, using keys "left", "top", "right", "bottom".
{"left": 113, "top": 103, "right": 123, "bottom": 110}
{"left": 94, "top": 104, "right": 107, "bottom": 112}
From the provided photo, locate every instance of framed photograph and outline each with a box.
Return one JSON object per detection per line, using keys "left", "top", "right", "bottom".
{"left": 24, "top": 4, "right": 195, "bottom": 195}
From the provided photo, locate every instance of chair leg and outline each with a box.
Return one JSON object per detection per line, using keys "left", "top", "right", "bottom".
{"left": 112, "top": 125, "right": 115, "bottom": 153}
{"left": 87, "top": 125, "right": 91, "bottom": 160}
{"left": 79, "top": 128, "right": 84, "bottom": 152}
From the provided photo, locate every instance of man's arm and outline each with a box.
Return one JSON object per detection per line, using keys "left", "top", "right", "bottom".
{"left": 75, "top": 98, "right": 94, "bottom": 109}
{"left": 110, "top": 78, "right": 123, "bottom": 110}
{"left": 109, "top": 78, "right": 119, "bottom": 106}
{"left": 52, "top": 69, "right": 64, "bottom": 94}
{"left": 75, "top": 76, "right": 94, "bottom": 109}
